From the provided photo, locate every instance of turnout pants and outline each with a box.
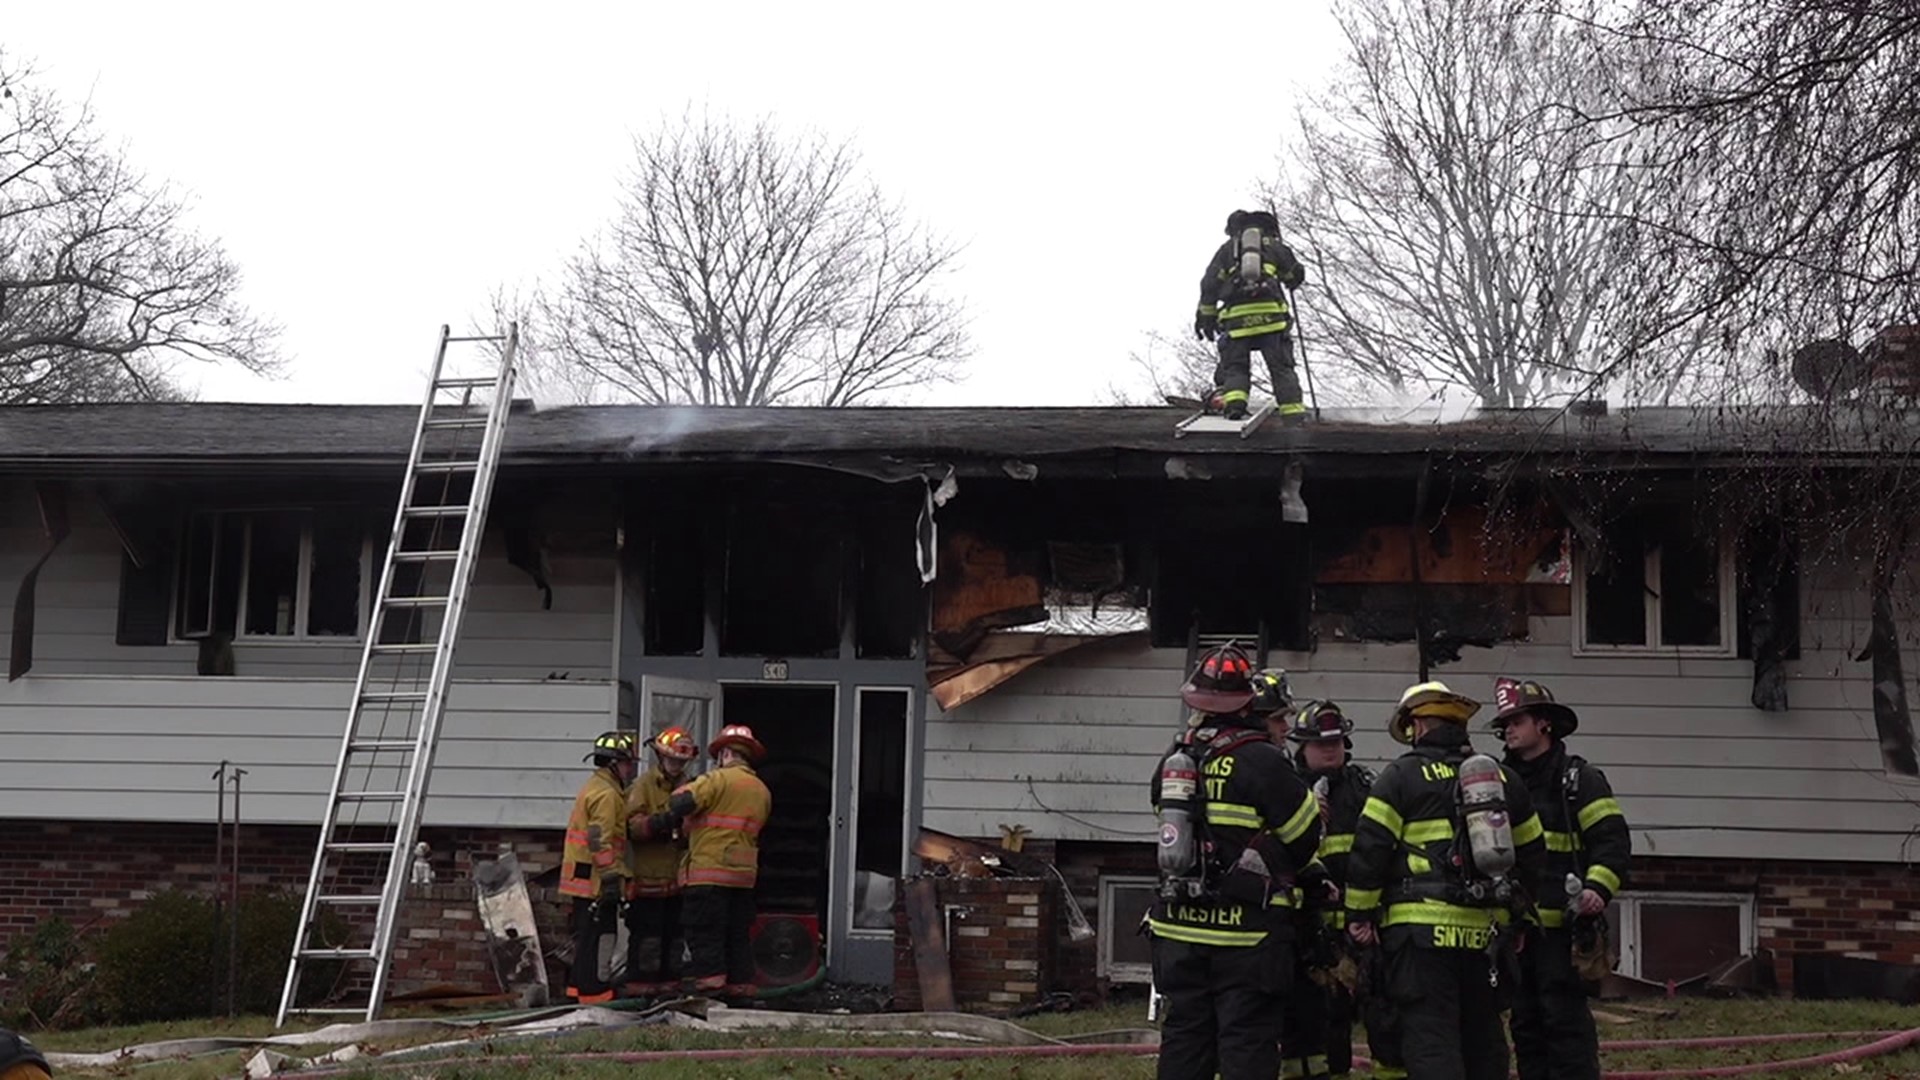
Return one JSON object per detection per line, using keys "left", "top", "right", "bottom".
{"left": 681, "top": 884, "right": 757, "bottom": 989}
{"left": 1280, "top": 961, "right": 1331, "bottom": 1078}
{"left": 1152, "top": 934, "right": 1293, "bottom": 1080}
{"left": 622, "top": 894, "right": 683, "bottom": 992}
{"left": 1511, "top": 928, "right": 1601, "bottom": 1080}
{"left": 1358, "top": 945, "right": 1407, "bottom": 1079}
{"left": 1213, "top": 331, "right": 1301, "bottom": 411}
{"left": 566, "top": 896, "right": 617, "bottom": 1003}
{"left": 1382, "top": 941, "right": 1509, "bottom": 1080}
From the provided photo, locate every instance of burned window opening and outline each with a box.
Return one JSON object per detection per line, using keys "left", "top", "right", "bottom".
{"left": 644, "top": 523, "right": 707, "bottom": 657}
{"left": 1001, "top": 541, "right": 1149, "bottom": 637}
{"left": 175, "top": 509, "right": 369, "bottom": 642}
{"left": 1580, "top": 513, "right": 1730, "bottom": 652}
{"left": 1151, "top": 525, "right": 1310, "bottom": 651}
{"left": 855, "top": 506, "right": 922, "bottom": 660}
{"left": 1315, "top": 584, "right": 1528, "bottom": 664}
{"left": 722, "top": 504, "right": 845, "bottom": 658}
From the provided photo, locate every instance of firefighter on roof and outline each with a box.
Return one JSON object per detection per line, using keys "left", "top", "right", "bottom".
{"left": 1492, "top": 677, "right": 1631, "bottom": 1080}
{"left": 1345, "top": 682, "right": 1546, "bottom": 1080}
{"left": 1149, "top": 646, "right": 1322, "bottom": 1080}
{"left": 632, "top": 723, "right": 772, "bottom": 1000}
{"left": 560, "top": 730, "right": 637, "bottom": 1004}
{"left": 622, "top": 725, "right": 700, "bottom": 996}
{"left": 1196, "top": 209, "right": 1309, "bottom": 420}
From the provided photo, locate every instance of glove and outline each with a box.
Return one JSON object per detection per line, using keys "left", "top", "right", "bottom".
{"left": 591, "top": 886, "right": 620, "bottom": 931}
{"left": 1194, "top": 311, "right": 1218, "bottom": 340}
{"left": 630, "top": 812, "right": 676, "bottom": 842}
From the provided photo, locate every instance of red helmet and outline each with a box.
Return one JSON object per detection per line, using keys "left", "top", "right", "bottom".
{"left": 709, "top": 724, "right": 767, "bottom": 763}
{"left": 1180, "top": 644, "right": 1257, "bottom": 714}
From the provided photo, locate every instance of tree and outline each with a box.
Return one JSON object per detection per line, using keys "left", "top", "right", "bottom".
{"left": 1265, "top": 0, "right": 1686, "bottom": 409}
{"left": 511, "top": 113, "right": 968, "bottom": 407}
{"left": 0, "top": 56, "right": 274, "bottom": 404}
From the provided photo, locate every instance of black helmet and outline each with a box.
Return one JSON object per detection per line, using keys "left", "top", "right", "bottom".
{"left": 1180, "top": 644, "right": 1257, "bottom": 714}
{"left": 583, "top": 730, "right": 637, "bottom": 764}
{"left": 1248, "top": 669, "right": 1294, "bottom": 715}
{"left": 1288, "top": 700, "right": 1354, "bottom": 746}
{"left": 0, "top": 1027, "right": 50, "bottom": 1078}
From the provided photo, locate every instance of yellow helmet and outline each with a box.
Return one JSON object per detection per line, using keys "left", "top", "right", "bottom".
{"left": 1388, "top": 681, "right": 1481, "bottom": 745}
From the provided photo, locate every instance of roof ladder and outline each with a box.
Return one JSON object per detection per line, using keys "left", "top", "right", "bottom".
{"left": 277, "top": 324, "right": 519, "bottom": 1027}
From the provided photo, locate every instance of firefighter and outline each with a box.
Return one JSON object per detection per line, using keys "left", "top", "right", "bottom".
{"left": 1149, "top": 645, "right": 1323, "bottom": 1080}
{"left": 622, "top": 725, "right": 700, "bottom": 996}
{"left": 1491, "top": 678, "right": 1631, "bottom": 1080}
{"left": 1195, "top": 209, "right": 1309, "bottom": 420}
{"left": 1345, "top": 682, "right": 1546, "bottom": 1080}
{"left": 560, "top": 730, "right": 638, "bottom": 1004}
{"left": 632, "top": 723, "right": 772, "bottom": 999}
{"left": 0, "top": 1027, "right": 52, "bottom": 1080}
{"left": 1286, "top": 700, "right": 1393, "bottom": 1080}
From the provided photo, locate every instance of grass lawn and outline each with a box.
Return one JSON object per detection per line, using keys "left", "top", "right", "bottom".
{"left": 27, "top": 995, "right": 1920, "bottom": 1079}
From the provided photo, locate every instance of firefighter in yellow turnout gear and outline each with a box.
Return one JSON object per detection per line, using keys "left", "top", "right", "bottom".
{"left": 631, "top": 723, "right": 772, "bottom": 999}
{"left": 1346, "top": 683, "right": 1546, "bottom": 1080}
{"left": 1149, "top": 647, "right": 1323, "bottom": 1080}
{"left": 560, "top": 730, "right": 638, "bottom": 1004}
{"left": 1196, "top": 209, "right": 1309, "bottom": 420}
{"left": 622, "top": 726, "right": 700, "bottom": 996}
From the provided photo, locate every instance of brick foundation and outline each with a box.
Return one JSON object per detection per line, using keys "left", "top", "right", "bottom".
{"left": 0, "top": 820, "right": 572, "bottom": 999}
{"left": 892, "top": 875, "right": 1058, "bottom": 1012}
{"left": 916, "top": 839, "right": 1920, "bottom": 1004}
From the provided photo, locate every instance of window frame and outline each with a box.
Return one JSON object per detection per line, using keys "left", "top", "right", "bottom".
{"left": 1571, "top": 525, "right": 1738, "bottom": 658}
{"left": 1097, "top": 875, "right": 1159, "bottom": 985}
{"left": 1612, "top": 890, "right": 1755, "bottom": 982}
{"left": 170, "top": 507, "right": 374, "bottom": 645}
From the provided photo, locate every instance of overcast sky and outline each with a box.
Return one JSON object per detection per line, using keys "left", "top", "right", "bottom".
{"left": 8, "top": 3, "right": 1346, "bottom": 407}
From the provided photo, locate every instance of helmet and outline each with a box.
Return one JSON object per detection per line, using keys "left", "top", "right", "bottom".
{"left": 1489, "top": 677, "right": 1579, "bottom": 738}
{"left": 651, "top": 726, "right": 700, "bottom": 762}
{"left": 1388, "top": 681, "right": 1481, "bottom": 745}
{"left": 1288, "top": 700, "right": 1354, "bottom": 745}
{"left": 1180, "top": 644, "right": 1257, "bottom": 714}
{"left": 709, "top": 723, "right": 767, "bottom": 764}
{"left": 584, "top": 730, "right": 637, "bottom": 763}
{"left": 1225, "top": 208, "right": 1280, "bottom": 235}
{"left": 0, "top": 1028, "right": 49, "bottom": 1079}
{"left": 1248, "top": 669, "right": 1294, "bottom": 715}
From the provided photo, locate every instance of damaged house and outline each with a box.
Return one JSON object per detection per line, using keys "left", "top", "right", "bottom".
{"left": 3, "top": 400, "right": 1919, "bottom": 1001}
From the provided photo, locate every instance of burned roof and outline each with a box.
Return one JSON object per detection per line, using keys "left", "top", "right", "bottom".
{"left": 0, "top": 401, "right": 1914, "bottom": 477}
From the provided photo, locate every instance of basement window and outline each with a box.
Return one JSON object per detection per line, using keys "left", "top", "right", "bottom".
{"left": 175, "top": 509, "right": 371, "bottom": 641}
{"left": 1574, "top": 516, "right": 1735, "bottom": 656}
{"left": 1611, "top": 892, "right": 1754, "bottom": 983}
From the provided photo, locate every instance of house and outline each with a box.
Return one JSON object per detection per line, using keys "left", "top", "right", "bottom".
{"left": 3, "top": 400, "right": 1918, "bottom": 1000}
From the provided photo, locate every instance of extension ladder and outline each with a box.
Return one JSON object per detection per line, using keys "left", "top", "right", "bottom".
{"left": 276, "top": 325, "right": 519, "bottom": 1025}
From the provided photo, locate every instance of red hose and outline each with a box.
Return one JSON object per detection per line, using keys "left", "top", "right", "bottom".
{"left": 1599, "top": 1026, "right": 1920, "bottom": 1079}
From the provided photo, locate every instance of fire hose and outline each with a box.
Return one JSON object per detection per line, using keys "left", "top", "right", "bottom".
{"left": 1334, "top": 1026, "right": 1920, "bottom": 1079}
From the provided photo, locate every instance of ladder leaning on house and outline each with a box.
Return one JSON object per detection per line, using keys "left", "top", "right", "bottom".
{"left": 276, "top": 325, "right": 519, "bottom": 1026}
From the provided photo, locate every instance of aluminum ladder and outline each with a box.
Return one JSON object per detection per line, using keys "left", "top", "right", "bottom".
{"left": 277, "top": 324, "right": 519, "bottom": 1025}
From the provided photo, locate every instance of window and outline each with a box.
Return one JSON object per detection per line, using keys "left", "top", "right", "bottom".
{"left": 1610, "top": 892, "right": 1754, "bottom": 982}
{"left": 174, "top": 509, "right": 371, "bottom": 641}
{"left": 1573, "top": 516, "right": 1735, "bottom": 656}
{"left": 1098, "top": 876, "right": 1158, "bottom": 984}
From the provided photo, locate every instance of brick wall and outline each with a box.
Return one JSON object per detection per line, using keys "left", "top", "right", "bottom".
{"left": 892, "top": 875, "right": 1057, "bottom": 1012}
{"left": 943, "top": 839, "right": 1920, "bottom": 1000}
{"left": 0, "top": 820, "right": 572, "bottom": 999}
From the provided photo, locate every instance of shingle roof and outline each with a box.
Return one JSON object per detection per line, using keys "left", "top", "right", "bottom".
{"left": 0, "top": 401, "right": 1911, "bottom": 473}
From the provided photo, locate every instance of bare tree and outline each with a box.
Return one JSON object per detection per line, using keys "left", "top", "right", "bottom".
{"left": 0, "top": 56, "right": 274, "bottom": 404}
{"left": 1265, "top": 0, "right": 1687, "bottom": 409}
{"left": 510, "top": 113, "right": 968, "bottom": 407}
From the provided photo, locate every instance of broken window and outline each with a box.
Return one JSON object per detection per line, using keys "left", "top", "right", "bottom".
{"left": 1151, "top": 524, "right": 1311, "bottom": 650}
{"left": 852, "top": 688, "right": 910, "bottom": 930}
{"left": 721, "top": 504, "right": 844, "bottom": 658}
{"left": 1578, "top": 515, "right": 1733, "bottom": 653}
{"left": 855, "top": 506, "right": 922, "bottom": 659}
{"left": 175, "top": 510, "right": 369, "bottom": 641}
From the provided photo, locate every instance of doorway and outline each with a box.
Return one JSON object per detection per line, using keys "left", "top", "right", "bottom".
{"left": 721, "top": 685, "right": 836, "bottom": 921}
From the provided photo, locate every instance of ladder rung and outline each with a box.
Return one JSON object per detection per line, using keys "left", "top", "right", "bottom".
{"left": 414, "top": 460, "right": 480, "bottom": 474}
{"left": 324, "top": 842, "right": 396, "bottom": 854}
{"left": 337, "top": 791, "right": 407, "bottom": 802}
{"left": 445, "top": 335, "right": 507, "bottom": 344}
{"left": 424, "top": 417, "right": 488, "bottom": 430}
{"left": 288, "top": 1006, "right": 377, "bottom": 1015}
{"left": 434, "top": 377, "right": 498, "bottom": 389}
{"left": 370, "top": 643, "right": 437, "bottom": 654}
{"left": 359, "top": 689, "right": 428, "bottom": 702}
{"left": 317, "top": 894, "right": 384, "bottom": 906}
{"left": 393, "top": 549, "right": 461, "bottom": 562}
{"left": 401, "top": 505, "right": 470, "bottom": 518}
{"left": 347, "top": 739, "right": 416, "bottom": 753}
{"left": 380, "top": 595, "right": 450, "bottom": 608}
